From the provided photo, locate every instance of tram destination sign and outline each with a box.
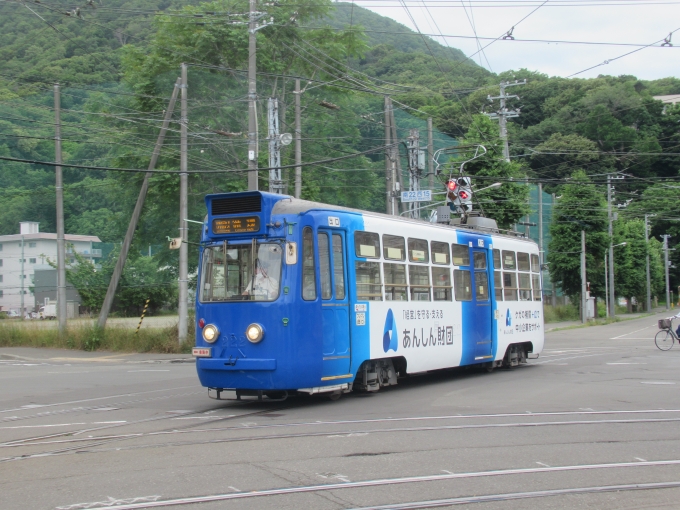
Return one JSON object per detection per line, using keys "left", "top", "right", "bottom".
{"left": 212, "top": 216, "right": 260, "bottom": 234}
{"left": 401, "top": 190, "right": 432, "bottom": 203}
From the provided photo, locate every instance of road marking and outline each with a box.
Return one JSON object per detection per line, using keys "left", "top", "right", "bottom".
{"left": 611, "top": 326, "right": 653, "bottom": 339}
{"left": 128, "top": 370, "right": 170, "bottom": 373}
{"left": 634, "top": 457, "right": 646, "bottom": 462}
{"left": 56, "top": 495, "right": 161, "bottom": 510}
{"left": 640, "top": 381, "right": 676, "bottom": 385}
{"left": 0, "top": 421, "right": 126, "bottom": 430}
{"left": 533, "top": 353, "right": 609, "bottom": 364}
{"left": 536, "top": 462, "right": 550, "bottom": 467}
{"left": 607, "top": 362, "right": 647, "bottom": 365}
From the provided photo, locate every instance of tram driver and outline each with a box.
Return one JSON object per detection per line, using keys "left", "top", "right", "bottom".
{"left": 242, "top": 246, "right": 280, "bottom": 300}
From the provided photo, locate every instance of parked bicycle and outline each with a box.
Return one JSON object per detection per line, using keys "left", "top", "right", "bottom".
{"left": 655, "top": 317, "right": 678, "bottom": 351}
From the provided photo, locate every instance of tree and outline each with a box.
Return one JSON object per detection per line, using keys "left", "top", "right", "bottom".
{"left": 612, "top": 219, "right": 649, "bottom": 311}
{"left": 548, "top": 170, "right": 608, "bottom": 304}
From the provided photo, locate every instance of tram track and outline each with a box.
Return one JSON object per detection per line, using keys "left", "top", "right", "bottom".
{"left": 75, "top": 459, "right": 680, "bottom": 510}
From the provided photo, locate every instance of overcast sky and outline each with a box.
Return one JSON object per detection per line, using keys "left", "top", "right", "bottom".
{"left": 355, "top": 0, "right": 680, "bottom": 81}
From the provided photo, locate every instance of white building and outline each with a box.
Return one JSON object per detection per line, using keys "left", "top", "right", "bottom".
{"left": 0, "top": 222, "right": 101, "bottom": 314}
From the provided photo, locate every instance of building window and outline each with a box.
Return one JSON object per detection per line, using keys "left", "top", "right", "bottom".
{"left": 28, "top": 242, "right": 36, "bottom": 248}
{"left": 30, "top": 274, "right": 35, "bottom": 283}
{"left": 0, "top": 244, "right": 2, "bottom": 251}
{"left": 0, "top": 260, "right": 3, "bottom": 267}
{"left": 0, "top": 290, "right": 3, "bottom": 297}
{"left": 29, "top": 258, "right": 36, "bottom": 264}
{"left": 0, "top": 275, "right": 3, "bottom": 283}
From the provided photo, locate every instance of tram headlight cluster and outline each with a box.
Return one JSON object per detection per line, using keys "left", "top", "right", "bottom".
{"left": 245, "top": 323, "right": 265, "bottom": 343}
{"left": 202, "top": 324, "right": 219, "bottom": 343}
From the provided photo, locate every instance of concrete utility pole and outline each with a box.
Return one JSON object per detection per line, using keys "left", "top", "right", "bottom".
{"left": 247, "top": 0, "right": 258, "bottom": 191}
{"left": 54, "top": 84, "right": 67, "bottom": 333}
{"left": 97, "top": 78, "right": 181, "bottom": 330}
{"left": 645, "top": 214, "right": 655, "bottom": 312}
{"left": 389, "top": 105, "right": 405, "bottom": 214}
{"left": 406, "top": 128, "right": 422, "bottom": 219}
{"left": 384, "top": 97, "right": 392, "bottom": 214}
{"left": 551, "top": 192, "right": 557, "bottom": 307}
{"left": 607, "top": 173, "right": 624, "bottom": 316}
{"left": 484, "top": 80, "right": 526, "bottom": 162}
{"left": 604, "top": 253, "right": 609, "bottom": 318}
{"left": 267, "top": 97, "right": 283, "bottom": 193}
{"left": 581, "top": 230, "right": 587, "bottom": 323}
{"left": 538, "top": 183, "right": 543, "bottom": 299}
{"left": 20, "top": 236, "right": 24, "bottom": 320}
{"left": 178, "top": 64, "right": 189, "bottom": 343}
{"left": 294, "top": 79, "right": 302, "bottom": 199}
{"left": 427, "top": 117, "right": 434, "bottom": 190}
{"left": 663, "top": 234, "right": 671, "bottom": 310}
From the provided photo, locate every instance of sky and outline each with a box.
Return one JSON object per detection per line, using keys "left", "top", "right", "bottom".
{"left": 354, "top": 0, "right": 680, "bottom": 80}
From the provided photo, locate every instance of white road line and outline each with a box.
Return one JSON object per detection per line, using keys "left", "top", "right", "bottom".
{"left": 611, "top": 326, "right": 654, "bottom": 339}
{"left": 127, "top": 370, "right": 170, "bottom": 373}
{"left": 640, "top": 381, "right": 676, "bottom": 385}
{"left": 533, "top": 353, "right": 610, "bottom": 364}
{"left": 89, "top": 459, "right": 680, "bottom": 510}
{"left": 0, "top": 421, "right": 126, "bottom": 430}
{"left": 607, "top": 363, "right": 647, "bottom": 365}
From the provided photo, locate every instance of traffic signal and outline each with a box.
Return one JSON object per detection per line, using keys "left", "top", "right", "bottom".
{"left": 457, "top": 177, "right": 472, "bottom": 212}
{"left": 446, "top": 179, "right": 458, "bottom": 204}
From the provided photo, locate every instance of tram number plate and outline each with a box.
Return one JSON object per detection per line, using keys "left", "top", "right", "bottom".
{"left": 192, "top": 347, "right": 212, "bottom": 358}
{"left": 356, "top": 313, "right": 366, "bottom": 326}
{"left": 213, "top": 216, "right": 260, "bottom": 234}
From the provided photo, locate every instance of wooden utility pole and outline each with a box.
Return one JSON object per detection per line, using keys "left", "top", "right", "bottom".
{"left": 54, "top": 84, "right": 67, "bottom": 334}
{"left": 247, "top": 0, "right": 258, "bottom": 191}
{"left": 97, "top": 78, "right": 181, "bottom": 330}
{"left": 178, "top": 64, "right": 188, "bottom": 343}
{"left": 294, "top": 79, "right": 302, "bottom": 199}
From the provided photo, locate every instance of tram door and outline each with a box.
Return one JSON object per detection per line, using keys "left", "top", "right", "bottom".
{"left": 471, "top": 248, "right": 493, "bottom": 360}
{"left": 318, "top": 229, "right": 351, "bottom": 378}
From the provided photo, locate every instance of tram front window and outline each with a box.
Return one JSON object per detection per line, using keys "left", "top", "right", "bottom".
{"left": 200, "top": 243, "right": 282, "bottom": 302}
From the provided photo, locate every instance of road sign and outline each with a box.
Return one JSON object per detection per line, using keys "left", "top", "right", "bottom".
{"left": 401, "top": 190, "right": 432, "bottom": 203}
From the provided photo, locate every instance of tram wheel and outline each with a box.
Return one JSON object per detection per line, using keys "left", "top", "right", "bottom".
{"left": 328, "top": 391, "right": 342, "bottom": 401}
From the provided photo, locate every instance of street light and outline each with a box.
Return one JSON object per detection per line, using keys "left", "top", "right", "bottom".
{"left": 473, "top": 182, "right": 502, "bottom": 193}
{"left": 604, "top": 242, "right": 627, "bottom": 318}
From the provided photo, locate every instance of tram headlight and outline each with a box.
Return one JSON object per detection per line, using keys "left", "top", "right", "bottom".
{"left": 245, "top": 323, "right": 264, "bottom": 343}
{"left": 202, "top": 324, "right": 219, "bottom": 343}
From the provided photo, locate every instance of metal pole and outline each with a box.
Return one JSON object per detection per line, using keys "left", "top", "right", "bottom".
{"left": 663, "top": 234, "right": 670, "bottom": 310}
{"left": 178, "top": 64, "right": 189, "bottom": 343}
{"left": 581, "top": 230, "right": 587, "bottom": 323}
{"left": 247, "top": 0, "right": 258, "bottom": 191}
{"left": 407, "top": 128, "right": 419, "bottom": 219}
{"left": 294, "top": 79, "right": 302, "bottom": 199}
{"left": 97, "top": 78, "right": 181, "bottom": 330}
{"left": 20, "top": 236, "right": 24, "bottom": 320}
{"left": 267, "top": 97, "right": 282, "bottom": 193}
{"left": 384, "top": 97, "right": 392, "bottom": 214}
{"left": 604, "top": 252, "right": 609, "bottom": 318}
{"left": 538, "top": 183, "right": 543, "bottom": 299}
{"left": 551, "top": 192, "right": 557, "bottom": 307}
{"left": 645, "top": 214, "right": 652, "bottom": 311}
{"left": 607, "top": 174, "right": 615, "bottom": 317}
{"left": 499, "top": 82, "right": 509, "bottom": 162}
{"left": 427, "top": 117, "right": 434, "bottom": 191}
{"left": 54, "top": 84, "right": 67, "bottom": 334}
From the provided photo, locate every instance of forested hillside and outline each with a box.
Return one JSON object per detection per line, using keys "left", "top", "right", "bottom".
{"left": 1, "top": 0, "right": 679, "bottom": 310}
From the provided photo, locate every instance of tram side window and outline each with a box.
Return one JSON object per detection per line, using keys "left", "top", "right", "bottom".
{"left": 383, "top": 234, "right": 406, "bottom": 261}
{"left": 332, "top": 234, "right": 346, "bottom": 300}
{"left": 503, "top": 272, "right": 518, "bottom": 301}
{"left": 431, "top": 241, "right": 450, "bottom": 265}
{"left": 493, "top": 249, "right": 501, "bottom": 270}
{"left": 408, "top": 238, "right": 429, "bottom": 263}
{"left": 502, "top": 250, "right": 516, "bottom": 270}
{"left": 432, "top": 267, "right": 452, "bottom": 301}
{"left": 384, "top": 263, "right": 407, "bottom": 301}
{"left": 302, "top": 227, "right": 316, "bottom": 301}
{"left": 519, "top": 273, "right": 532, "bottom": 301}
{"left": 531, "top": 253, "right": 540, "bottom": 273}
{"left": 517, "top": 252, "right": 530, "bottom": 272}
{"left": 355, "top": 261, "right": 382, "bottom": 301}
{"left": 532, "top": 273, "right": 542, "bottom": 301}
{"left": 454, "top": 269, "right": 472, "bottom": 301}
{"left": 452, "top": 244, "right": 469, "bottom": 266}
{"left": 476, "top": 272, "right": 489, "bottom": 301}
{"left": 409, "top": 265, "right": 431, "bottom": 301}
{"left": 494, "top": 271, "right": 503, "bottom": 301}
{"left": 355, "top": 231, "right": 380, "bottom": 258}
{"left": 318, "top": 233, "right": 332, "bottom": 300}
{"left": 473, "top": 251, "right": 487, "bottom": 269}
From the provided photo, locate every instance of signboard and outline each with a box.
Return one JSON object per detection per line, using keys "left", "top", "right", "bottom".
{"left": 212, "top": 216, "right": 260, "bottom": 234}
{"left": 400, "top": 190, "right": 432, "bottom": 203}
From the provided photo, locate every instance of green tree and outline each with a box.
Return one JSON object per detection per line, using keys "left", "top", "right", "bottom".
{"left": 612, "top": 219, "right": 648, "bottom": 311}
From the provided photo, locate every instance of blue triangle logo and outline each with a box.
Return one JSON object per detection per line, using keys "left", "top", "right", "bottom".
{"left": 383, "top": 309, "right": 399, "bottom": 352}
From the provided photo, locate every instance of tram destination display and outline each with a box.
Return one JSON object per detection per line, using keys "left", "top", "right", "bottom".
{"left": 212, "top": 216, "right": 260, "bottom": 234}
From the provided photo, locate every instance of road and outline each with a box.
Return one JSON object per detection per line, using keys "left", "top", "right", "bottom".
{"left": 1, "top": 312, "right": 679, "bottom": 510}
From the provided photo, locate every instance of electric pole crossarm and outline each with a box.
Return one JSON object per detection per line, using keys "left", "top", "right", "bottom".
{"left": 97, "top": 78, "right": 182, "bottom": 330}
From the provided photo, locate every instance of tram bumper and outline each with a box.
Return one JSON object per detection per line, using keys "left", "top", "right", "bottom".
{"left": 197, "top": 358, "right": 277, "bottom": 371}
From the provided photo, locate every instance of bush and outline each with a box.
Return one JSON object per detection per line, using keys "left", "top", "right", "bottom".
{"left": 543, "top": 304, "right": 580, "bottom": 323}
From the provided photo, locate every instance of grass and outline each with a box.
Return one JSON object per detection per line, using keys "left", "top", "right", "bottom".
{"left": 543, "top": 304, "right": 580, "bottom": 323}
{"left": 0, "top": 323, "right": 194, "bottom": 354}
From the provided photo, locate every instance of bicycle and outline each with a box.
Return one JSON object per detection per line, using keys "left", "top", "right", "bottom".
{"left": 655, "top": 318, "right": 677, "bottom": 351}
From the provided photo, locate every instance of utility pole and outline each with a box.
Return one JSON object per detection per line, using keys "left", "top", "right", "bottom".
{"left": 551, "top": 192, "right": 557, "bottom": 307}
{"left": 663, "top": 234, "right": 671, "bottom": 310}
{"left": 247, "top": 0, "right": 258, "bottom": 191}
{"left": 389, "top": 106, "right": 405, "bottom": 214}
{"left": 406, "top": 129, "right": 423, "bottom": 219}
{"left": 178, "top": 63, "right": 188, "bottom": 343}
{"left": 54, "top": 84, "right": 66, "bottom": 334}
{"left": 267, "top": 97, "right": 283, "bottom": 193}
{"left": 294, "top": 79, "right": 302, "bottom": 199}
{"left": 427, "top": 117, "right": 434, "bottom": 191}
{"left": 604, "top": 253, "right": 609, "bottom": 318}
{"left": 484, "top": 80, "right": 526, "bottom": 162}
{"left": 538, "top": 183, "right": 543, "bottom": 299}
{"left": 607, "top": 173, "right": 624, "bottom": 316}
{"left": 581, "top": 230, "right": 587, "bottom": 323}
{"left": 97, "top": 78, "right": 181, "bottom": 330}
{"left": 384, "top": 97, "right": 393, "bottom": 214}
{"left": 20, "top": 236, "right": 24, "bottom": 320}
{"left": 645, "top": 214, "right": 655, "bottom": 312}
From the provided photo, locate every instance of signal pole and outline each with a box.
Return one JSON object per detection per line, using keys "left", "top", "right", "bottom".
{"left": 178, "top": 63, "right": 188, "bottom": 343}
{"left": 484, "top": 80, "right": 526, "bottom": 162}
{"left": 247, "top": 0, "right": 258, "bottom": 191}
{"left": 54, "top": 84, "right": 67, "bottom": 333}
{"left": 663, "top": 234, "right": 671, "bottom": 310}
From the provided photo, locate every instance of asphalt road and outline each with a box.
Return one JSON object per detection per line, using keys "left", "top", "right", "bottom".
{"left": 1, "top": 311, "right": 680, "bottom": 510}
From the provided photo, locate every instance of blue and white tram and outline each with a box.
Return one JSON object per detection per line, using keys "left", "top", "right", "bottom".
{"left": 193, "top": 191, "right": 544, "bottom": 398}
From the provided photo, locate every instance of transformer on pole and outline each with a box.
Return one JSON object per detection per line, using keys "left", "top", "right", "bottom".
{"left": 484, "top": 80, "right": 526, "bottom": 162}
